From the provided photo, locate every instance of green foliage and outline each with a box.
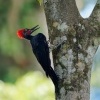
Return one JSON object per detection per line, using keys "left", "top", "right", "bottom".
{"left": 0, "top": 28, "right": 25, "bottom": 59}
{"left": 0, "top": 0, "right": 40, "bottom": 58}
{"left": 0, "top": 0, "right": 11, "bottom": 29}
{"left": 0, "top": 0, "right": 44, "bottom": 83}
{"left": 91, "top": 66, "right": 100, "bottom": 87}
{"left": 19, "top": 0, "right": 39, "bottom": 26}
{"left": 20, "top": 0, "right": 38, "bottom": 15}
{"left": 0, "top": 72, "right": 54, "bottom": 100}
{"left": 37, "top": 0, "right": 43, "bottom": 6}
{"left": 0, "top": 0, "right": 42, "bottom": 58}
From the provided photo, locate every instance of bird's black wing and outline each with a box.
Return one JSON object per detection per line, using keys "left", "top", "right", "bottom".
{"left": 30, "top": 33, "right": 58, "bottom": 91}
{"left": 30, "top": 34, "right": 51, "bottom": 75}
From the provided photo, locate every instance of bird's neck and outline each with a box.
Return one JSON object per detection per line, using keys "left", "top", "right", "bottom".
{"left": 25, "top": 35, "right": 33, "bottom": 40}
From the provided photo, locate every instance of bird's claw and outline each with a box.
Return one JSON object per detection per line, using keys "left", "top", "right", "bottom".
{"left": 49, "top": 39, "right": 66, "bottom": 51}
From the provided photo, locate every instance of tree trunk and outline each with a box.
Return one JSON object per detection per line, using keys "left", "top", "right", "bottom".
{"left": 43, "top": 0, "right": 100, "bottom": 100}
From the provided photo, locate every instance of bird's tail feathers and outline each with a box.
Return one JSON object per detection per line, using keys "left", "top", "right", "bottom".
{"left": 48, "top": 67, "right": 59, "bottom": 92}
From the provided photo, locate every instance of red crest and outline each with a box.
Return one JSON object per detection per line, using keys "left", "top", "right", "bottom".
{"left": 17, "top": 29, "right": 24, "bottom": 39}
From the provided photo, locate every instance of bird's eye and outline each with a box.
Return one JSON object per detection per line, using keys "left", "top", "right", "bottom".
{"left": 23, "top": 28, "right": 28, "bottom": 36}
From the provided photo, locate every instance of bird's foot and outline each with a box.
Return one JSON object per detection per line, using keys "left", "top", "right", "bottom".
{"left": 48, "top": 36, "right": 67, "bottom": 51}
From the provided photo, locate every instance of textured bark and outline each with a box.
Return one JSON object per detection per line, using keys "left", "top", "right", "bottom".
{"left": 43, "top": 0, "right": 100, "bottom": 100}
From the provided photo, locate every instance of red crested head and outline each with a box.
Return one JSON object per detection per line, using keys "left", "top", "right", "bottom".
{"left": 17, "top": 25, "right": 39, "bottom": 39}
{"left": 17, "top": 29, "right": 24, "bottom": 39}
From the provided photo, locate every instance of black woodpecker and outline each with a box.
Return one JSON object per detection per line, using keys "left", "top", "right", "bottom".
{"left": 17, "top": 25, "right": 58, "bottom": 91}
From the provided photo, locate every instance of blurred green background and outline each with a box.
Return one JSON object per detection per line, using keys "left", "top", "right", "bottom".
{"left": 0, "top": 0, "right": 99, "bottom": 100}
{"left": 0, "top": 0, "right": 54, "bottom": 100}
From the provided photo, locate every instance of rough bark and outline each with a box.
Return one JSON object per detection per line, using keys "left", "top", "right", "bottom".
{"left": 43, "top": 0, "right": 100, "bottom": 100}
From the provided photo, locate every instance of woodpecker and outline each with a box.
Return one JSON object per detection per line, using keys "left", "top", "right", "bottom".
{"left": 17, "top": 25, "right": 58, "bottom": 90}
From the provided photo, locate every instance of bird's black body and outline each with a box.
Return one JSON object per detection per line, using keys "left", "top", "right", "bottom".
{"left": 30, "top": 33, "right": 50, "bottom": 76}
{"left": 25, "top": 33, "right": 58, "bottom": 90}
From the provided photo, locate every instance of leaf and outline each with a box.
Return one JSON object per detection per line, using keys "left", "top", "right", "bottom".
{"left": 37, "top": 0, "right": 42, "bottom": 6}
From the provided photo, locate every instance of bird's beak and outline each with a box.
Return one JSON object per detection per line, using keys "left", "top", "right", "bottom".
{"left": 30, "top": 25, "right": 40, "bottom": 34}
